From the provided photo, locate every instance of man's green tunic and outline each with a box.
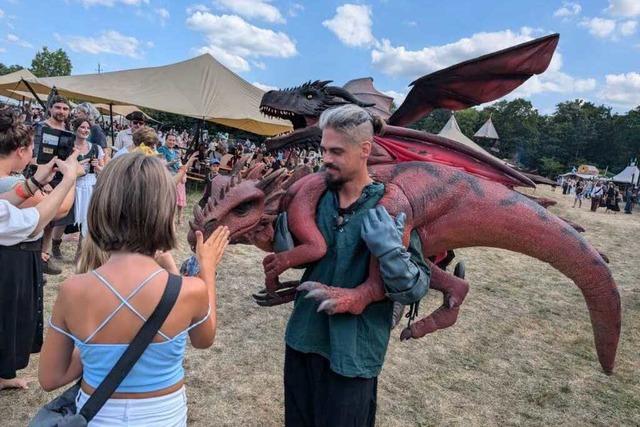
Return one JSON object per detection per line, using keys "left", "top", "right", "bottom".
{"left": 285, "top": 182, "right": 429, "bottom": 378}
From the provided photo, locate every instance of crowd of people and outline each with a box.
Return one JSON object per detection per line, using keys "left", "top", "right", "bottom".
{"left": 2, "top": 95, "right": 428, "bottom": 427}
{"left": 558, "top": 176, "right": 637, "bottom": 214}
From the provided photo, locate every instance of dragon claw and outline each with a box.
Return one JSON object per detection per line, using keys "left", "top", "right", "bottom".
{"left": 317, "top": 299, "right": 337, "bottom": 314}
{"left": 400, "top": 327, "right": 413, "bottom": 341}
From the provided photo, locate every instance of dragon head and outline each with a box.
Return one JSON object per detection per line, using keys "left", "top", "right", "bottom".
{"left": 260, "top": 80, "right": 374, "bottom": 151}
{"left": 187, "top": 169, "right": 291, "bottom": 253}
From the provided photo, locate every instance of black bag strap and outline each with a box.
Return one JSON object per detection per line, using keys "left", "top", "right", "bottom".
{"left": 79, "top": 273, "right": 182, "bottom": 421}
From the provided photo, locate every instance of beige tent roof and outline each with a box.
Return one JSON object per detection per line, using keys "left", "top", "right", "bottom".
{"left": 0, "top": 55, "right": 291, "bottom": 136}
{"left": 0, "top": 69, "right": 39, "bottom": 100}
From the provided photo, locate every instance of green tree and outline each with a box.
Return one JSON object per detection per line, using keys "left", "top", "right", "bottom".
{"left": 0, "top": 63, "right": 24, "bottom": 76}
{"left": 30, "top": 47, "right": 72, "bottom": 77}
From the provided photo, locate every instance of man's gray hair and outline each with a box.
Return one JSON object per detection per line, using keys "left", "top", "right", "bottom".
{"left": 318, "top": 104, "right": 374, "bottom": 144}
{"left": 73, "top": 102, "right": 100, "bottom": 122}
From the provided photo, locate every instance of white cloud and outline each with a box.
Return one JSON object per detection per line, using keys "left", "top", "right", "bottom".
{"left": 186, "top": 4, "right": 210, "bottom": 14}
{"left": 198, "top": 45, "right": 250, "bottom": 72}
{"left": 61, "top": 30, "right": 144, "bottom": 58}
{"left": 0, "top": 47, "right": 5, "bottom": 53}
{"left": 580, "top": 17, "right": 617, "bottom": 38}
{"left": 288, "top": 3, "right": 304, "bottom": 17}
{"left": 599, "top": 72, "right": 640, "bottom": 108}
{"left": 155, "top": 8, "right": 170, "bottom": 26}
{"left": 371, "top": 28, "right": 595, "bottom": 99}
{"left": 606, "top": 0, "right": 640, "bottom": 17}
{"left": 252, "top": 60, "right": 266, "bottom": 70}
{"left": 371, "top": 28, "right": 537, "bottom": 77}
{"left": 554, "top": 1, "right": 582, "bottom": 18}
{"left": 580, "top": 16, "right": 638, "bottom": 39}
{"left": 186, "top": 11, "right": 297, "bottom": 73}
{"left": 0, "top": 9, "right": 4, "bottom": 18}
{"left": 215, "top": 0, "right": 285, "bottom": 24}
{"left": 76, "top": 0, "right": 149, "bottom": 6}
{"left": 252, "top": 81, "right": 278, "bottom": 91}
{"left": 619, "top": 20, "right": 637, "bottom": 35}
{"left": 323, "top": 4, "right": 376, "bottom": 48}
{"left": 6, "top": 33, "right": 32, "bottom": 48}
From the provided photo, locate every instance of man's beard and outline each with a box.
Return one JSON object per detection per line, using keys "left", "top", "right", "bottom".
{"left": 324, "top": 168, "right": 347, "bottom": 191}
{"left": 53, "top": 113, "right": 67, "bottom": 123}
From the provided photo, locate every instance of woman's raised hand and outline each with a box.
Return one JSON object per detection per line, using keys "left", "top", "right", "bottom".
{"left": 195, "top": 226, "right": 230, "bottom": 276}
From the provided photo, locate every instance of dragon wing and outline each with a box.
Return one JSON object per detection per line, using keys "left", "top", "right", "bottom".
{"left": 343, "top": 77, "right": 394, "bottom": 120}
{"left": 388, "top": 33, "right": 560, "bottom": 127}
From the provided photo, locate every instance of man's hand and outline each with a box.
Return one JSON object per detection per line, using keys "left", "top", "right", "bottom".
{"left": 360, "top": 206, "right": 406, "bottom": 258}
{"left": 32, "top": 157, "right": 58, "bottom": 185}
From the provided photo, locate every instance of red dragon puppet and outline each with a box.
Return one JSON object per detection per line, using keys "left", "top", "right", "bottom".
{"left": 188, "top": 34, "right": 621, "bottom": 374}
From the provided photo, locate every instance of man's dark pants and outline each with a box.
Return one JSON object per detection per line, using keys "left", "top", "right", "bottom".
{"left": 284, "top": 346, "right": 377, "bottom": 427}
{"left": 590, "top": 196, "right": 601, "bottom": 212}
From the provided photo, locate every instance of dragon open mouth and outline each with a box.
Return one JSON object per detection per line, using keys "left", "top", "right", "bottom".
{"left": 260, "top": 105, "right": 321, "bottom": 151}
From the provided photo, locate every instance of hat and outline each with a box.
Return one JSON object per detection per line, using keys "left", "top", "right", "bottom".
{"left": 210, "top": 158, "right": 221, "bottom": 165}
{"left": 125, "top": 111, "right": 146, "bottom": 122}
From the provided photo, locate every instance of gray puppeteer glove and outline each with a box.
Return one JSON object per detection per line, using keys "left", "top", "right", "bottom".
{"left": 273, "top": 211, "right": 294, "bottom": 253}
{"left": 361, "top": 206, "right": 406, "bottom": 257}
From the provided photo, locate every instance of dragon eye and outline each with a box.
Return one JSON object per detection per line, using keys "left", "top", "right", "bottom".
{"left": 306, "top": 94, "right": 313, "bottom": 99}
{"left": 232, "top": 200, "right": 255, "bottom": 216}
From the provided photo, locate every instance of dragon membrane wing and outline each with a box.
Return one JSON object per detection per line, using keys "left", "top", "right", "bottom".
{"left": 387, "top": 33, "right": 560, "bottom": 127}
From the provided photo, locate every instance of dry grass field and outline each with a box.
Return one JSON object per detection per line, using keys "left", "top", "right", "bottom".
{"left": 1, "top": 185, "right": 638, "bottom": 426}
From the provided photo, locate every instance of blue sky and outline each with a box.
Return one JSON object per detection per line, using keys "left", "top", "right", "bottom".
{"left": 1, "top": 0, "right": 639, "bottom": 114}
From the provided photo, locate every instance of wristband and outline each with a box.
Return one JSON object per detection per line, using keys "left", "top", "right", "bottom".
{"left": 30, "top": 176, "right": 45, "bottom": 192}
{"left": 24, "top": 179, "right": 35, "bottom": 196}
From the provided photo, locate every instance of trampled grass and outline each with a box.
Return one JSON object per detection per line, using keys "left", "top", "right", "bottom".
{"left": 1, "top": 186, "right": 638, "bottom": 426}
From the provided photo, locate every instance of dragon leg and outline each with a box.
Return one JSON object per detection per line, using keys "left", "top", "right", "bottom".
{"left": 401, "top": 261, "right": 469, "bottom": 340}
{"left": 421, "top": 184, "right": 621, "bottom": 374}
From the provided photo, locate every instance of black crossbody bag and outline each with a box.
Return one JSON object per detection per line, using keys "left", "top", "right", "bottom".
{"left": 30, "top": 274, "right": 182, "bottom": 427}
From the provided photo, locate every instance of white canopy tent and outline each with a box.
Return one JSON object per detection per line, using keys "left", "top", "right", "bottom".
{"left": 611, "top": 163, "right": 640, "bottom": 186}
{"left": 474, "top": 116, "right": 500, "bottom": 140}
{"left": 438, "top": 113, "right": 510, "bottom": 165}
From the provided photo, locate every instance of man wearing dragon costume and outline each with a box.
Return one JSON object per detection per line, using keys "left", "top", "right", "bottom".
{"left": 187, "top": 32, "right": 621, "bottom": 424}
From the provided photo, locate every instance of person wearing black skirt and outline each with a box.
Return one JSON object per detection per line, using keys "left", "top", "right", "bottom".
{"left": 0, "top": 107, "right": 78, "bottom": 391}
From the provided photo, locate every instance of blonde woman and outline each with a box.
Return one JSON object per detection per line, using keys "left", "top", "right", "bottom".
{"left": 39, "top": 153, "right": 228, "bottom": 426}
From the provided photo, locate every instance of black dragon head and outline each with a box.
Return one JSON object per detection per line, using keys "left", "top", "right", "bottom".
{"left": 260, "top": 80, "right": 374, "bottom": 151}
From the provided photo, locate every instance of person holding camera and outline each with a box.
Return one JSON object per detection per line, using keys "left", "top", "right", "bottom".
{"left": 0, "top": 106, "right": 81, "bottom": 391}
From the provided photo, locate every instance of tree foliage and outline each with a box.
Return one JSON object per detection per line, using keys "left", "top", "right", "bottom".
{"left": 410, "top": 98, "right": 640, "bottom": 178}
{"left": 0, "top": 63, "right": 24, "bottom": 76}
{"left": 30, "top": 47, "right": 72, "bottom": 77}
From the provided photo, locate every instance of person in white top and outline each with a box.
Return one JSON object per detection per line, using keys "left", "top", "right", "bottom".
{"left": 113, "top": 111, "right": 146, "bottom": 151}
{"left": 0, "top": 106, "right": 80, "bottom": 391}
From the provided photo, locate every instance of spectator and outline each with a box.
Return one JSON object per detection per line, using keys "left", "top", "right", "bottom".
{"left": 590, "top": 181, "right": 604, "bottom": 212}
{"left": 73, "top": 103, "right": 107, "bottom": 149}
{"left": 573, "top": 179, "right": 584, "bottom": 208}
{"left": 113, "top": 111, "right": 145, "bottom": 151}
{"left": 68, "top": 117, "right": 105, "bottom": 258}
{"left": 113, "top": 127, "right": 158, "bottom": 159}
{"left": 0, "top": 106, "right": 80, "bottom": 390}
{"left": 605, "top": 183, "right": 620, "bottom": 214}
{"left": 624, "top": 186, "right": 634, "bottom": 214}
{"left": 39, "top": 95, "right": 72, "bottom": 275}
{"left": 38, "top": 153, "right": 229, "bottom": 424}
{"left": 158, "top": 133, "right": 187, "bottom": 224}
{"left": 198, "top": 158, "right": 221, "bottom": 209}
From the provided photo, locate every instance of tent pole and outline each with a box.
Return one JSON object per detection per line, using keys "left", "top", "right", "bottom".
{"left": 109, "top": 103, "right": 114, "bottom": 148}
{"left": 21, "top": 79, "right": 47, "bottom": 110}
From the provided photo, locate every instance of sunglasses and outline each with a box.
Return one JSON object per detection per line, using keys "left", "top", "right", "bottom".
{"left": 132, "top": 120, "right": 144, "bottom": 125}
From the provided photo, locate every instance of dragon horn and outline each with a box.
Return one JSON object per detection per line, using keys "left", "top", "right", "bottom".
{"left": 193, "top": 204, "right": 205, "bottom": 225}
{"left": 325, "top": 86, "right": 375, "bottom": 107}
